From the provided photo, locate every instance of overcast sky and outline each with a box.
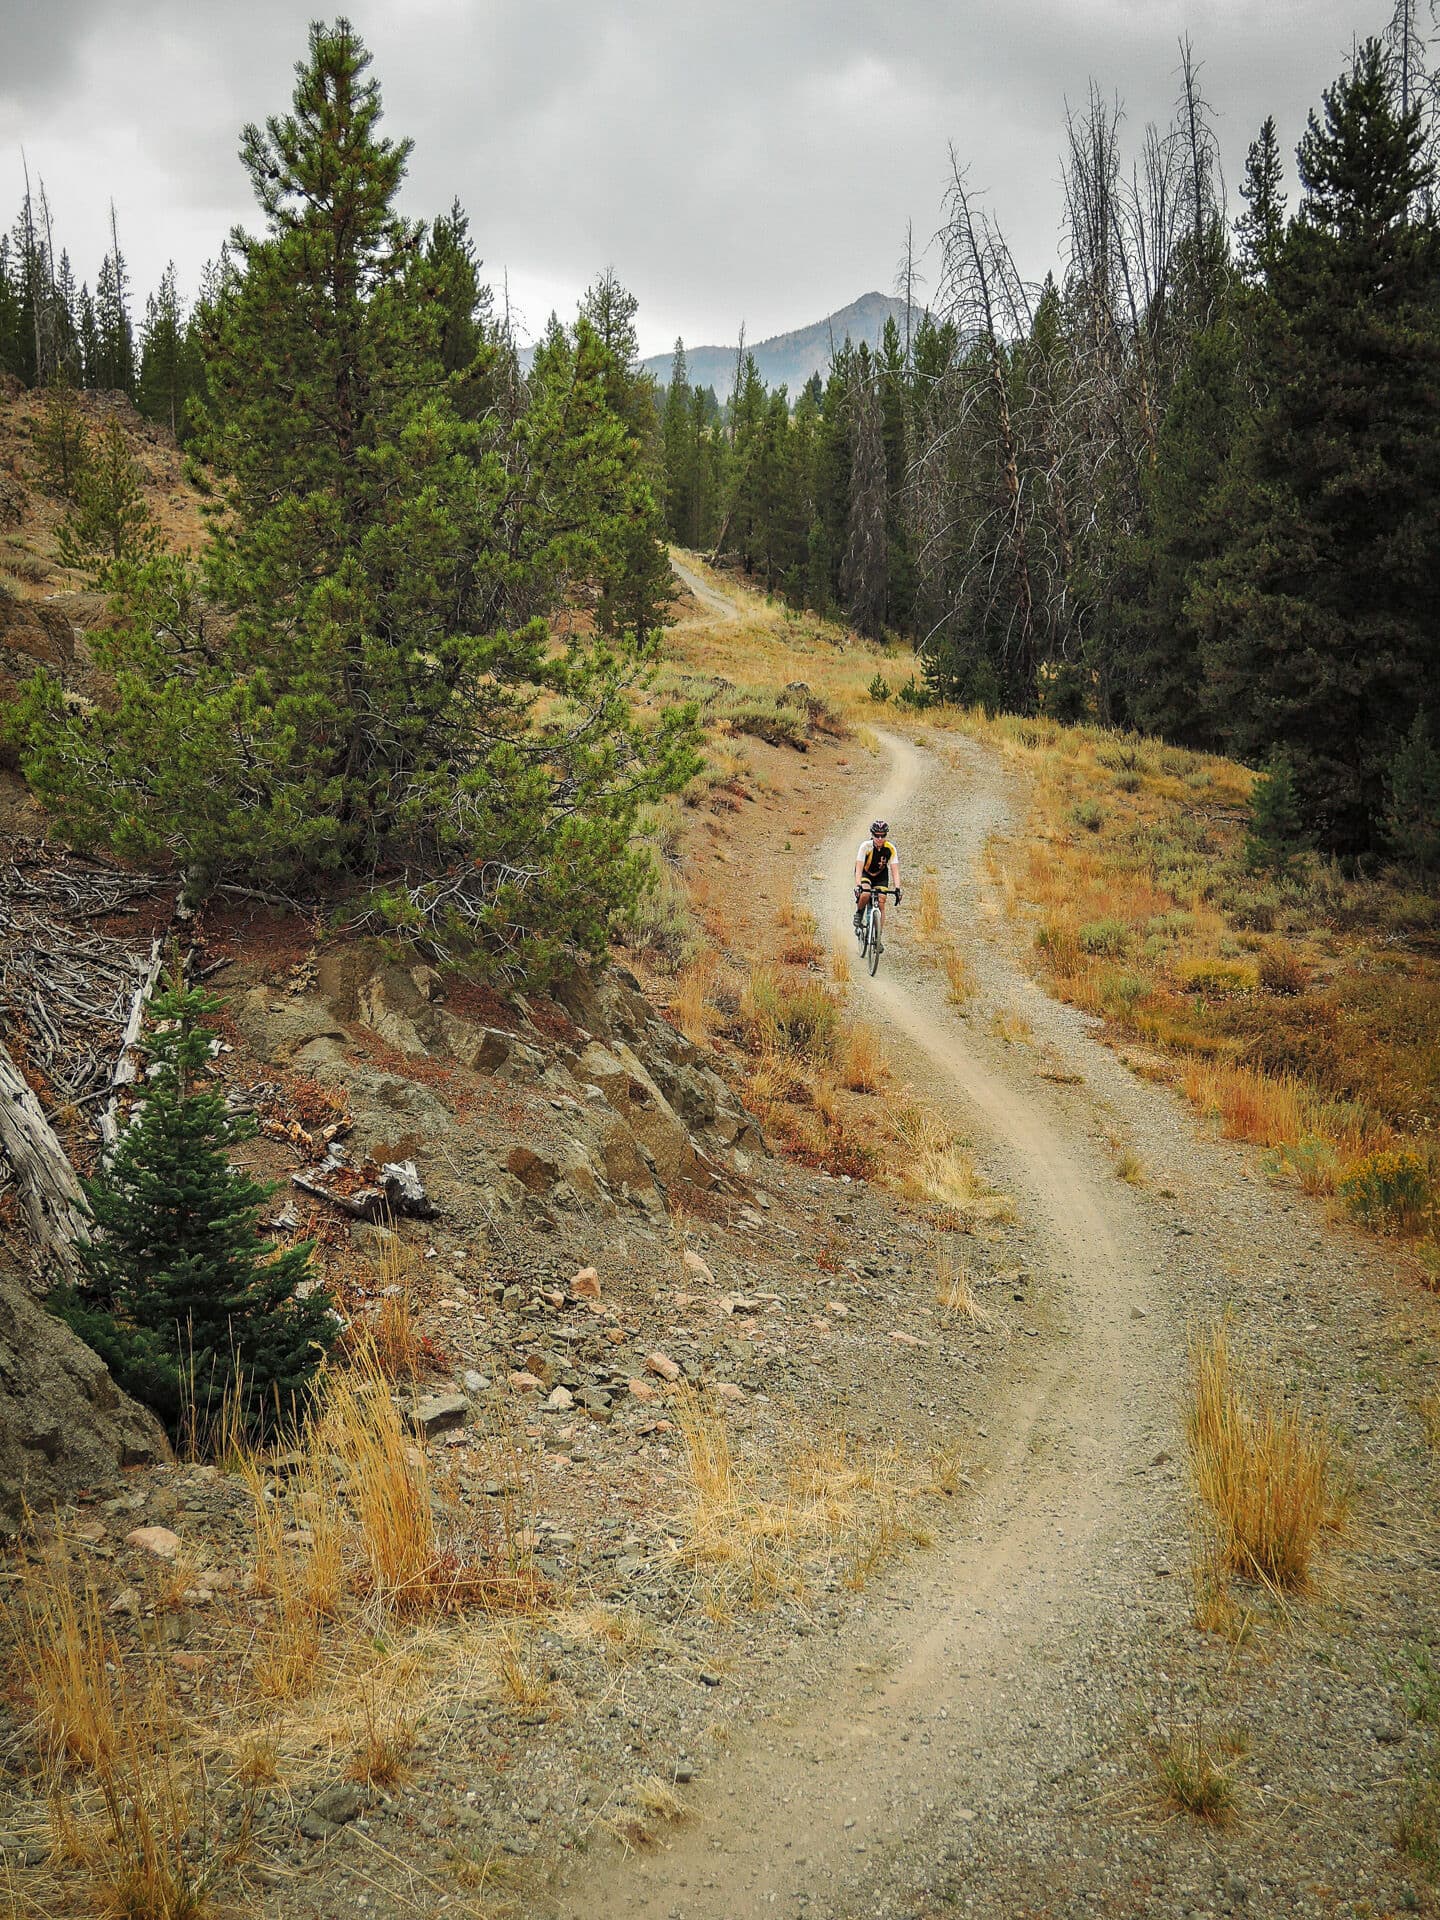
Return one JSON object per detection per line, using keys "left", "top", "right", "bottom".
{"left": 0, "top": 0, "right": 1390, "bottom": 359}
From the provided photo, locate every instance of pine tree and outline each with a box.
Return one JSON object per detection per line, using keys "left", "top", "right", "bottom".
{"left": 1235, "top": 117, "right": 1288, "bottom": 285}
{"left": 33, "top": 373, "right": 92, "bottom": 500}
{"left": 52, "top": 980, "right": 333, "bottom": 1443}
{"left": 1244, "top": 754, "right": 1309, "bottom": 873}
{"left": 1194, "top": 42, "right": 1440, "bottom": 853}
{"left": 10, "top": 19, "right": 697, "bottom": 974}
{"left": 92, "top": 206, "right": 136, "bottom": 394}
{"left": 1119, "top": 316, "right": 1241, "bottom": 744}
{"left": 56, "top": 412, "right": 161, "bottom": 580}
{"left": 137, "top": 263, "right": 187, "bottom": 436}
{"left": 842, "top": 349, "right": 888, "bottom": 638}
{"left": 1385, "top": 711, "right": 1440, "bottom": 870}
{"left": 662, "top": 339, "right": 694, "bottom": 542}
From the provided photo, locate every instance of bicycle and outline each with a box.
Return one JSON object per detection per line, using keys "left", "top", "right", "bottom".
{"left": 854, "top": 885, "right": 898, "bottom": 977}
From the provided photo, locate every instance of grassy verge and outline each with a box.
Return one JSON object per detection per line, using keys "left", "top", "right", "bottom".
{"left": 934, "top": 707, "right": 1440, "bottom": 1266}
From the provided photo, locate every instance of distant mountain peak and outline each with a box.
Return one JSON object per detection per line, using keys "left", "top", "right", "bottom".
{"left": 641, "top": 293, "right": 921, "bottom": 393}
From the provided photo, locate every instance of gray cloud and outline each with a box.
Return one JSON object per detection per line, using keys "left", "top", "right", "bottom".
{"left": 0, "top": 0, "right": 1386, "bottom": 355}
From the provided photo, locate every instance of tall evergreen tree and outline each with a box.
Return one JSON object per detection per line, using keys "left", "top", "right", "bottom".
{"left": 843, "top": 348, "right": 888, "bottom": 638}
{"left": 1235, "top": 116, "right": 1288, "bottom": 285}
{"left": 137, "top": 263, "right": 187, "bottom": 436}
{"left": 12, "top": 19, "right": 696, "bottom": 975}
{"left": 1194, "top": 41, "right": 1440, "bottom": 852}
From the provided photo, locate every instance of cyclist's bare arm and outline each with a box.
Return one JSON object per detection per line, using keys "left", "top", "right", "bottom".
{"left": 889, "top": 853, "right": 901, "bottom": 901}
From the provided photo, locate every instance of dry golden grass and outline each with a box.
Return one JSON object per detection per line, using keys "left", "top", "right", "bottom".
{"left": 1418, "top": 1395, "right": 1440, "bottom": 1449}
{"left": 780, "top": 907, "right": 825, "bottom": 967}
{"left": 918, "top": 875, "right": 945, "bottom": 941}
{"left": 672, "top": 953, "right": 719, "bottom": 1046}
{"left": 668, "top": 1386, "right": 933, "bottom": 1610}
{"left": 1112, "top": 1141, "right": 1146, "bottom": 1185}
{"left": 344, "top": 1685, "right": 414, "bottom": 1788}
{"left": 991, "top": 1006, "right": 1033, "bottom": 1046}
{"left": 1187, "top": 1322, "right": 1340, "bottom": 1591}
{"left": 16, "top": 1541, "right": 213, "bottom": 1918}
{"left": 934, "top": 1242, "right": 991, "bottom": 1324}
{"left": 953, "top": 706, "right": 1440, "bottom": 1243}
{"left": 941, "top": 943, "right": 975, "bottom": 1005}
{"left": 1152, "top": 1720, "right": 1240, "bottom": 1823}
{"left": 841, "top": 1022, "right": 886, "bottom": 1093}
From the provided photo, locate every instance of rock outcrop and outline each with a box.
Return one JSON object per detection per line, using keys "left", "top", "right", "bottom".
{"left": 0, "top": 1270, "right": 171, "bottom": 1535}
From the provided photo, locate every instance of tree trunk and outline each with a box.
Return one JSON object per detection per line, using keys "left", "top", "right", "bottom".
{"left": 0, "top": 1040, "right": 89, "bottom": 1291}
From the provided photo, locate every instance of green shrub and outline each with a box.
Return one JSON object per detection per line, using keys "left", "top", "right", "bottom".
{"left": 716, "top": 687, "right": 810, "bottom": 749}
{"left": 1176, "top": 958, "right": 1258, "bottom": 997}
{"left": 1070, "top": 799, "right": 1104, "bottom": 833}
{"left": 868, "top": 672, "right": 891, "bottom": 704}
{"left": 896, "top": 674, "right": 934, "bottom": 710}
{"left": 1079, "top": 918, "right": 1130, "bottom": 956}
{"left": 1338, "top": 1150, "right": 1433, "bottom": 1233}
{"left": 743, "top": 972, "right": 840, "bottom": 1062}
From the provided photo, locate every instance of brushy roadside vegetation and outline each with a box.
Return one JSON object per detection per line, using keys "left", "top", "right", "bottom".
{"left": 943, "top": 709, "right": 1440, "bottom": 1269}
{"left": 5, "top": 1256, "right": 962, "bottom": 1916}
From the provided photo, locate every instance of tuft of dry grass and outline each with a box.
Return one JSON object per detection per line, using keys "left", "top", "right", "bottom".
{"left": 934, "top": 1242, "right": 991, "bottom": 1324}
{"left": 991, "top": 1006, "right": 1033, "bottom": 1046}
{"left": 840, "top": 1022, "right": 886, "bottom": 1093}
{"left": 829, "top": 940, "right": 852, "bottom": 987}
{"left": 917, "top": 875, "right": 945, "bottom": 941}
{"left": 1112, "top": 1141, "right": 1146, "bottom": 1185}
{"left": 672, "top": 953, "right": 719, "bottom": 1047}
{"left": 1186, "top": 1321, "right": 1340, "bottom": 1591}
{"left": 344, "top": 1685, "right": 414, "bottom": 1788}
{"left": 1152, "top": 1720, "right": 1240, "bottom": 1823}
{"left": 941, "top": 943, "right": 975, "bottom": 1005}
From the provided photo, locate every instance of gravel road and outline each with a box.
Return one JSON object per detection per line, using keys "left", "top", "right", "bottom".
{"left": 551, "top": 724, "right": 1440, "bottom": 1920}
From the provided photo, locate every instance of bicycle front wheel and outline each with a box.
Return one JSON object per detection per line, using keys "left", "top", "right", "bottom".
{"left": 866, "top": 909, "right": 882, "bottom": 976}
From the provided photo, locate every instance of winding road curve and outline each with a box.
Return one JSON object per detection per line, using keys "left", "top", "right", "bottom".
{"left": 555, "top": 722, "right": 1201, "bottom": 1920}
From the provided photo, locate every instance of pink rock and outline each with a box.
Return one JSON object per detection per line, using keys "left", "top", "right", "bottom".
{"left": 508, "top": 1369, "right": 543, "bottom": 1391}
{"left": 888, "top": 1330, "right": 923, "bottom": 1348}
{"left": 570, "top": 1267, "right": 602, "bottom": 1300}
{"left": 682, "top": 1249, "right": 715, "bottom": 1284}
{"left": 546, "top": 1386, "right": 575, "bottom": 1412}
{"left": 628, "top": 1378, "right": 658, "bottom": 1403}
{"left": 125, "top": 1525, "right": 181, "bottom": 1560}
{"left": 714, "top": 1383, "right": 745, "bottom": 1401}
{"left": 645, "top": 1352, "right": 681, "bottom": 1382}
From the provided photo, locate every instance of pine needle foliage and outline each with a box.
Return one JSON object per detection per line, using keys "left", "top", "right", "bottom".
{"left": 9, "top": 18, "right": 697, "bottom": 980}
{"left": 51, "top": 980, "right": 333, "bottom": 1444}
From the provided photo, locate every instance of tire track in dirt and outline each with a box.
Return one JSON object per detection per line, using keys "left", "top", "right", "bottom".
{"left": 552, "top": 728, "right": 1184, "bottom": 1920}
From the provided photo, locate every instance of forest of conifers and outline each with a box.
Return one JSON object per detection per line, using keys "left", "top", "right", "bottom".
{"left": 3, "top": 12, "right": 1438, "bottom": 870}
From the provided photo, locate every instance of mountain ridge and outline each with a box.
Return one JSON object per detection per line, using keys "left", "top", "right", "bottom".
{"left": 641, "top": 291, "right": 921, "bottom": 394}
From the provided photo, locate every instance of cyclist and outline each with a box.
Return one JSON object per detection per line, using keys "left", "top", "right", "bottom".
{"left": 854, "top": 820, "right": 901, "bottom": 942}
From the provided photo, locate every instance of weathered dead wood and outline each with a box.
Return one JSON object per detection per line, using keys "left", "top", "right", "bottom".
{"left": 0, "top": 1038, "right": 89, "bottom": 1290}
{"left": 98, "top": 938, "right": 166, "bottom": 1152}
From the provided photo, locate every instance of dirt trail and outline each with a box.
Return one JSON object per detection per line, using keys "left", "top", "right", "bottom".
{"left": 555, "top": 726, "right": 1190, "bottom": 1920}
{"left": 670, "top": 551, "right": 745, "bottom": 623}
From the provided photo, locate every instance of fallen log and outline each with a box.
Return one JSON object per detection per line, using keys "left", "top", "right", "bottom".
{"left": 0, "top": 1038, "right": 89, "bottom": 1290}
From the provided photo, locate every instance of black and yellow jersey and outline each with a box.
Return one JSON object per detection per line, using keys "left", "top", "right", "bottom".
{"left": 857, "top": 838, "right": 896, "bottom": 881}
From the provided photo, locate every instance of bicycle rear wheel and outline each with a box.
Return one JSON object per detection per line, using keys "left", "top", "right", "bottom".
{"left": 866, "top": 908, "right": 882, "bottom": 975}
